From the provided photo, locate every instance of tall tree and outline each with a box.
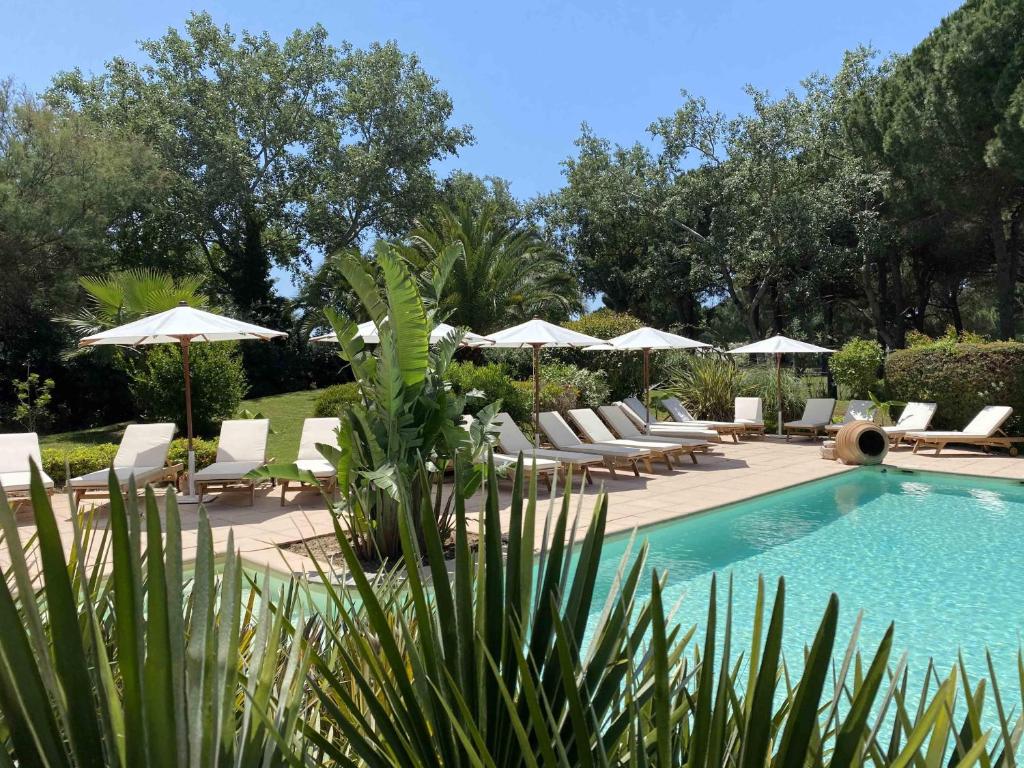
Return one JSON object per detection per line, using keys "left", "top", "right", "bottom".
{"left": 49, "top": 12, "right": 472, "bottom": 315}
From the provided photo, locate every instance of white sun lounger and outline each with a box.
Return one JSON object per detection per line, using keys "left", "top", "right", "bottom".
{"left": 0, "top": 433, "right": 55, "bottom": 505}
{"left": 538, "top": 411, "right": 653, "bottom": 477}
{"left": 567, "top": 408, "right": 689, "bottom": 469}
{"left": 784, "top": 399, "right": 837, "bottom": 440}
{"left": 596, "top": 405, "right": 714, "bottom": 455}
{"left": 193, "top": 419, "right": 270, "bottom": 505}
{"left": 69, "top": 423, "right": 180, "bottom": 503}
{"left": 883, "top": 402, "right": 937, "bottom": 445}
{"left": 734, "top": 397, "right": 766, "bottom": 435}
{"left": 620, "top": 397, "right": 721, "bottom": 441}
{"left": 660, "top": 396, "right": 753, "bottom": 442}
{"left": 824, "top": 400, "right": 875, "bottom": 435}
{"left": 905, "top": 406, "right": 1023, "bottom": 455}
{"left": 493, "top": 412, "right": 604, "bottom": 483}
{"left": 281, "top": 417, "right": 340, "bottom": 505}
{"left": 459, "top": 413, "right": 564, "bottom": 490}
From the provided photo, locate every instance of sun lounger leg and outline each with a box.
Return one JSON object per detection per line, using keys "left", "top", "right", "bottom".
{"left": 642, "top": 458, "right": 653, "bottom": 474}
{"left": 934, "top": 442, "right": 944, "bottom": 455}
{"left": 583, "top": 467, "right": 592, "bottom": 486}
{"left": 542, "top": 473, "right": 552, "bottom": 493}
{"left": 604, "top": 460, "right": 618, "bottom": 479}
{"left": 280, "top": 480, "right": 289, "bottom": 506}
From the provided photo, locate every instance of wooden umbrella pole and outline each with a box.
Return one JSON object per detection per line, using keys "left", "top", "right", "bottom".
{"left": 643, "top": 347, "right": 651, "bottom": 427}
{"left": 181, "top": 336, "right": 196, "bottom": 495}
{"left": 532, "top": 344, "right": 541, "bottom": 447}
{"left": 776, "top": 352, "right": 782, "bottom": 436}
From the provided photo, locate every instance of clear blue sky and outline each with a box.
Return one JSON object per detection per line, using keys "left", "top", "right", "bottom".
{"left": 2, "top": 0, "right": 961, "bottom": 295}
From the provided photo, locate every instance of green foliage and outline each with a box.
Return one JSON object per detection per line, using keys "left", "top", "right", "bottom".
{"left": 886, "top": 342, "right": 1024, "bottom": 433}
{"left": 406, "top": 201, "right": 582, "bottom": 332}
{"left": 446, "top": 361, "right": 531, "bottom": 423}
{"left": 0, "top": 468, "right": 310, "bottom": 765}
{"left": 744, "top": 366, "right": 809, "bottom": 429}
{"left": 560, "top": 309, "right": 645, "bottom": 399}
{"left": 312, "top": 382, "right": 363, "bottom": 418}
{"left": 542, "top": 361, "right": 609, "bottom": 408}
{"left": 130, "top": 344, "right": 247, "bottom": 437}
{"left": 10, "top": 371, "right": 55, "bottom": 432}
{"left": 511, "top": 379, "right": 578, "bottom": 420}
{"left": 41, "top": 437, "right": 217, "bottom": 486}
{"left": 829, "top": 338, "right": 884, "bottom": 398}
{"left": 665, "top": 353, "right": 746, "bottom": 421}
{"left": 67, "top": 269, "right": 205, "bottom": 338}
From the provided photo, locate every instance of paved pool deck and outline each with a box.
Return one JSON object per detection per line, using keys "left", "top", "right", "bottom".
{"left": 5, "top": 436, "right": 1024, "bottom": 576}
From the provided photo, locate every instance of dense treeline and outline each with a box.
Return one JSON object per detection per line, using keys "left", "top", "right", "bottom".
{"left": 1, "top": 1, "right": 1022, "bottom": 432}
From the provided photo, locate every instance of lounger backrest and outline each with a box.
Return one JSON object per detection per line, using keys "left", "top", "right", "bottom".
{"left": 617, "top": 401, "right": 648, "bottom": 430}
{"left": 734, "top": 397, "right": 763, "bottom": 424}
{"left": 800, "top": 399, "right": 836, "bottom": 426}
{"left": 597, "top": 405, "right": 642, "bottom": 438}
{"left": 298, "top": 418, "right": 341, "bottom": 460}
{"left": 567, "top": 409, "right": 617, "bottom": 443}
{"left": 661, "top": 397, "right": 694, "bottom": 422}
{"left": 538, "top": 412, "right": 584, "bottom": 449}
{"left": 215, "top": 419, "right": 269, "bottom": 462}
{"left": 494, "top": 412, "right": 534, "bottom": 452}
{"left": 0, "top": 433, "right": 42, "bottom": 474}
{"left": 622, "top": 396, "right": 651, "bottom": 422}
{"left": 843, "top": 400, "right": 874, "bottom": 424}
{"left": 895, "top": 402, "right": 936, "bottom": 430}
{"left": 963, "top": 405, "right": 1013, "bottom": 436}
{"left": 114, "top": 423, "right": 175, "bottom": 468}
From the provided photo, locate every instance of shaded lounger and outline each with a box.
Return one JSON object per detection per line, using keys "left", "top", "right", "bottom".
{"left": 905, "top": 406, "right": 1023, "bottom": 455}
{"left": 660, "top": 396, "right": 752, "bottom": 443}
{"left": 0, "top": 432, "right": 55, "bottom": 506}
{"left": 493, "top": 411, "right": 604, "bottom": 484}
{"left": 734, "top": 397, "right": 766, "bottom": 436}
{"left": 882, "top": 402, "right": 937, "bottom": 446}
{"left": 459, "top": 413, "right": 561, "bottom": 490}
{"left": 281, "top": 417, "right": 340, "bottom": 505}
{"left": 193, "top": 419, "right": 270, "bottom": 505}
{"left": 538, "top": 411, "right": 653, "bottom": 477}
{"left": 620, "top": 397, "right": 721, "bottom": 441}
{"left": 567, "top": 407, "right": 689, "bottom": 468}
{"left": 596, "top": 405, "right": 714, "bottom": 456}
{"left": 69, "top": 423, "right": 180, "bottom": 503}
{"left": 784, "top": 399, "right": 837, "bottom": 440}
{"left": 824, "top": 400, "right": 875, "bottom": 435}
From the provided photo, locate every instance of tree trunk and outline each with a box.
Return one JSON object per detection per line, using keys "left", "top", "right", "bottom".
{"left": 992, "top": 210, "right": 1017, "bottom": 340}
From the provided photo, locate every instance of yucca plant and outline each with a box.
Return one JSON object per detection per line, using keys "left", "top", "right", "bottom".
{"left": 300, "top": 452, "right": 1023, "bottom": 766}
{"left": 0, "top": 468, "right": 311, "bottom": 767}
{"left": 665, "top": 352, "right": 747, "bottom": 421}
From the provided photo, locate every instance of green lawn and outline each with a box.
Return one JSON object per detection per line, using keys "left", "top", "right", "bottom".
{"left": 41, "top": 389, "right": 321, "bottom": 461}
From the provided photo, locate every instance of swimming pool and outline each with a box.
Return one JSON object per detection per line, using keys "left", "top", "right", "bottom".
{"left": 588, "top": 466, "right": 1024, "bottom": 696}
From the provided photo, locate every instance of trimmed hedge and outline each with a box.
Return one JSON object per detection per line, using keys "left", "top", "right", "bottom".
{"left": 42, "top": 437, "right": 218, "bottom": 487}
{"left": 313, "top": 382, "right": 363, "bottom": 418}
{"left": 885, "top": 342, "right": 1024, "bottom": 433}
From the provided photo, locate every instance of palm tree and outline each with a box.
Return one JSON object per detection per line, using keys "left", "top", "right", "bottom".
{"left": 67, "top": 268, "right": 206, "bottom": 336}
{"left": 406, "top": 202, "right": 582, "bottom": 333}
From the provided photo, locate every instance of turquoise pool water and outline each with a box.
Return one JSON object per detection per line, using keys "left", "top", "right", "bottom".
{"left": 588, "top": 467, "right": 1024, "bottom": 699}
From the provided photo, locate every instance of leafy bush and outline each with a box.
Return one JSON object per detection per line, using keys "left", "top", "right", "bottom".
{"left": 559, "top": 309, "right": 644, "bottom": 399}
{"left": 743, "top": 366, "right": 809, "bottom": 430}
{"left": 446, "top": 361, "right": 531, "bottom": 422}
{"left": 312, "top": 382, "right": 363, "bottom": 418}
{"left": 541, "top": 361, "right": 609, "bottom": 408}
{"left": 665, "top": 353, "right": 745, "bottom": 420}
{"left": 886, "top": 341, "right": 1024, "bottom": 432}
{"left": 906, "top": 326, "right": 989, "bottom": 348}
{"left": 511, "top": 379, "right": 578, "bottom": 419}
{"left": 42, "top": 436, "right": 217, "bottom": 486}
{"left": 829, "top": 338, "right": 884, "bottom": 398}
{"left": 130, "top": 343, "right": 248, "bottom": 437}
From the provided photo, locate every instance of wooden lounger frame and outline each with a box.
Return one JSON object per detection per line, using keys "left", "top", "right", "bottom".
{"left": 73, "top": 463, "right": 183, "bottom": 504}
{"left": 911, "top": 431, "right": 1024, "bottom": 456}
{"left": 196, "top": 456, "right": 274, "bottom": 506}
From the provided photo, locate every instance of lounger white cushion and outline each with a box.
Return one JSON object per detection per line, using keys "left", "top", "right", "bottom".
{"left": 567, "top": 408, "right": 687, "bottom": 454}
{"left": 661, "top": 397, "right": 738, "bottom": 428}
{"left": 294, "top": 458, "right": 336, "bottom": 478}
{"left": 492, "top": 412, "right": 605, "bottom": 468}
{"left": 69, "top": 423, "right": 176, "bottom": 490}
{"left": 538, "top": 412, "right": 651, "bottom": 459}
{"left": 597, "top": 405, "right": 710, "bottom": 448}
{"left": 784, "top": 399, "right": 837, "bottom": 430}
{"left": 194, "top": 419, "right": 269, "bottom": 481}
{"left": 882, "top": 402, "right": 937, "bottom": 435}
{"left": 734, "top": 397, "right": 765, "bottom": 428}
{"left": 618, "top": 400, "right": 721, "bottom": 440}
{"left": 493, "top": 453, "right": 558, "bottom": 473}
{"left": 0, "top": 433, "right": 54, "bottom": 493}
{"left": 298, "top": 418, "right": 340, "bottom": 461}
{"left": 904, "top": 405, "right": 1012, "bottom": 440}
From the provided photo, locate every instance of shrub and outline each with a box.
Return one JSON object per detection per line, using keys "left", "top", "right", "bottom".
{"left": 664, "top": 353, "right": 745, "bottom": 421}
{"left": 511, "top": 379, "right": 578, "bottom": 419}
{"left": 885, "top": 342, "right": 1024, "bottom": 433}
{"left": 447, "top": 361, "right": 531, "bottom": 422}
{"left": 313, "top": 382, "right": 363, "bottom": 418}
{"left": 41, "top": 436, "right": 217, "bottom": 487}
{"left": 130, "top": 343, "right": 247, "bottom": 437}
{"left": 743, "top": 366, "right": 809, "bottom": 430}
{"left": 559, "top": 310, "right": 644, "bottom": 399}
{"left": 541, "top": 362, "right": 609, "bottom": 408}
{"left": 829, "top": 338, "right": 884, "bottom": 398}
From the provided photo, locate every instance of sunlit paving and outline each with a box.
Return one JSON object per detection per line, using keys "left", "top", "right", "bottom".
{"left": 1, "top": 0, "right": 1022, "bottom": 764}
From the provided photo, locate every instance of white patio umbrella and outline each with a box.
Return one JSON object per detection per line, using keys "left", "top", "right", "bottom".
{"left": 587, "top": 327, "right": 711, "bottom": 426}
{"left": 312, "top": 319, "right": 492, "bottom": 347}
{"left": 727, "top": 334, "right": 833, "bottom": 436}
{"left": 484, "top": 318, "right": 603, "bottom": 444}
{"left": 79, "top": 302, "right": 287, "bottom": 503}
